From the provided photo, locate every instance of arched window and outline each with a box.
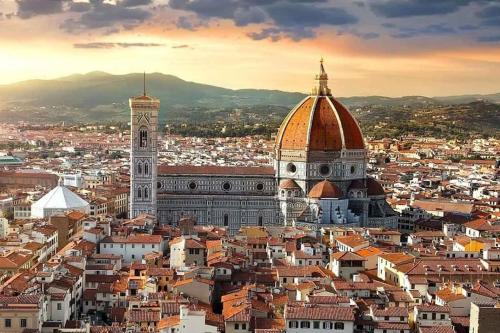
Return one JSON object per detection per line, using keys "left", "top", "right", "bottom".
{"left": 137, "top": 187, "right": 142, "bottom": 198}
{"left": 144, "top": 162, "right": 149, "bottom": 176}
{"left": 258, "top": 216, "right": 263, "bottom": 226}
{"left": 139, "top": 127, "right": 148, "bottom": 148}
{"left": 144, "top": 187, "right": 149, "bottom": 199}
{"left": 223, "top": 214, "right": 229, "bottom": 227}
{"left": 137, "top": 162, "right": 142, "bottom": 175}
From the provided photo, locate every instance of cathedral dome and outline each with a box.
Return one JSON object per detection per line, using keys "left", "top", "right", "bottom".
{"left": 275, "top": 60, "right": 364, "bottom": 152}
{"left": 308, "top": 180, "right": 342, "bottom": 199}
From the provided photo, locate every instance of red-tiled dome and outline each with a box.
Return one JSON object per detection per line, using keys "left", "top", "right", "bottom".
{"left": 349, "top": 179, "right": 365, "bottom": 190}
{"left": 308, "top": 180, "right": 342, "bottom": 199}
{"left": 279, "top": 179, "right": 301, "bottom": 189}
{"left": 275, "top": 61, "right": 364, "bottom": 152}
{"left": 367, "top": 177, "right": 385, "bottom": 196}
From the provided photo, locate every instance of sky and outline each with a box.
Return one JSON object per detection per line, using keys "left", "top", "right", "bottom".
{"left": 0, "top": 0, "right": 500, "bottom": 97}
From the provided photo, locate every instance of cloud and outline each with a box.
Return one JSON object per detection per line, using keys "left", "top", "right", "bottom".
{"left": 265, "top": 2, "right": 358, "bottom": 29}
{"left": 169, "top": 0, "right": 357, "bottom": 40}
{"left": 16, "top": 0, "right": 64, "bottom": 19}
{"left": 247, "top": 27, "right": 284, "bottom": 42}
{"left": 172, "top": 44, "right": 191, "bottom": 48}
{"left": 121, "top": 0, "right": 153, "bottom": 7}
{"left": 476, "top": 5, "right": 500, "bottom": 26}
{"left": 68, "top": 1, "right": 91, "bottom": 13}
{"left": 175, "top": 15, "right": 208, "bottom": 31}
{"left": 477, "top": 35, "right": 500, "bottom": 43}
{"left": 60, "top": 1, "right": 151, "bottom": 33}
{"left": 387, "top": 24, "right": 456, "bottom": 39}
{"left": 73, "top": 42, "right": 164, "bottom": 48}
{"left": 370, "top": 0, "right": 473, "bottom": 18}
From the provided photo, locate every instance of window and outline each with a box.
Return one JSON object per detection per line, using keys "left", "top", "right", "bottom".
{"left": 323, "top": 322, "right": 333, "bottom": 329}
{"left": 139, "top": 127, "right": 148, "bottom": 148}
{"left": 287, "top": 163, "right": 297, "bottom": 174}
{"left": 242, "top": 323, "right": 246, "bottom": 330}
{"left": 224, "top": 214, "right": 229, "bottom": 227}
{"left": 432, "top": 313, "right": 436, "bottom": 320}
{"left": 422, "top": 314, "right": 428, "bottom": 319}
{"left": 5, "top": 319, "right": 11, "bottom": 328}
{"left": 144, "top": 187, "right": 149, "bottom": 199}
{"left": 137, "top": 187, "right": 142, "bottom": 198}
{"left": 235, "top": 323, "right": 239, "bottom": 330}
{"left": 57, "top": 303, "right": 62, "bottom": 310}
{"left": 335, "top": 322, "right": 345, "bottom": 330}
{"left": 144, "top": 162, "right": 149, "bottom": 176}
{"left": 289, "top": 321, "right": 298, "bottom": 328}
{"left": 319, "top": 164, "right": 330, "bottom": 176}
{"left": 222, "top": 182, "right": 231, "bottom": 191}
{"left": 440, "top": 314, "right": 445, "bottom": 320}
{"left": 313, "top": 321, "right": 320, "bottom": 329}
{"left": 137, "top": 162, "right": 142, "bottom": 175}
{"left": 400, "top": 316, "right": 404, "bottom": 321}
{"left": 20, "top": 319, "right": 27, "bottom": 327}
{"left": 258, "top": 216, "right": 263, "bottom": 226}
{"left": 300, "top": 321, "right": 310, "bottom": 328}
{"left": 256, "top": 183, "right": 264, "bottom": 191}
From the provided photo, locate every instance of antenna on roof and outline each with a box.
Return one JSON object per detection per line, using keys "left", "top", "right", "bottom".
{"left": 143, "top": 71, "right": 146, "bottom": 96}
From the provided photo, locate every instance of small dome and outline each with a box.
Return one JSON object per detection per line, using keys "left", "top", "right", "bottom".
{"left": 308, "top": 180, "right": 342, "bottom": 199}
{"left": 349, "top": 179, "right": 365, "bottom": 190}
{"left": 367, "top": 177, "right": 385, "bottom": 196}
{"left": 279, "top": 179, "right": 300, "bottom": 189}
{"left": 31, "top": 185, "right": 89, "bottom": 218}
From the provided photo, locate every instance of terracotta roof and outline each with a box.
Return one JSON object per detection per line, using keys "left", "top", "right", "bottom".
{"left": 419, "top": 326, "right": 455, "bottom": 333}
{"left": 416, "top": 304, "right": 450, "bottom": 313}
{"left": 285, "top": 305, "right": 355, "bottom": 321}
{"left": 355, "top": 246, "right": 383, "bottom": 258}
{"left": 308, "top": 295, "right": 350, "bottom": 305}
{"left": 371, "top": 305, "right": 409, "bottom": 317}
{"left": 331, "top": 251, "right": 366, "bottom": 261}
{"left": 349, "top": 179, "right": 365, "bottom": 190}
{"left": 128, "top": 309, "right": 161, "bottom": 322}
{"left": 367, "top": 177, "right": 385, "bottom": 196}
{"left": 279, "top": 179, "right": 301, "bottom": 190}
{"left": 375, "top": 322, "right": 411, "bottom": 330}
{"left": 335, "top": 235, "right": 368, "bottom": 248}
{"left": 276, "top": 95, "right": 364, "bottom": 151}
{"left": 158, "top": 315, "right": 180, "bottom": 329}
{"left": 309, "top": 180, "right": 342, "bottom": 199}
{"left": 158, "top": 165, "right": 274, "bottom": 176}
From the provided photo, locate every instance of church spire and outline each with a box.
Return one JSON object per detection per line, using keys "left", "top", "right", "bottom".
{"left": 312, "top": 58, "right": 331, "bottom": 96}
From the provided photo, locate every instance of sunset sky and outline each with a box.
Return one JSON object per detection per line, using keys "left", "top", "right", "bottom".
{"left": 1, "top": 0, "right": 500, "bottom": 97}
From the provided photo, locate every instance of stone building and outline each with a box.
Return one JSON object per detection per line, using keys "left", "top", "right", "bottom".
{"left": 130, "top": 61, "right": 397, "bottom": 232}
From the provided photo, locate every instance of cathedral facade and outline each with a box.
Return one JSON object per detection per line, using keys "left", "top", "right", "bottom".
{"left": 129, "top": 61, "right": 397, "bottom": 232}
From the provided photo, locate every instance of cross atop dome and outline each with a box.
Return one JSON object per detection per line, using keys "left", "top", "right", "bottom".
{"left": 312, "top": 58, "right": 331, "bottom": 96}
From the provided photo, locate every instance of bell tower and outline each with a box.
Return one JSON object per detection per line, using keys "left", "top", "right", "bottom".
{"left": 129, "top": 73, "right": 160, "bottom": 218}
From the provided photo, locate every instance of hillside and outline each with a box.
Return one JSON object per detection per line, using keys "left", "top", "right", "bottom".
{"left": 0, "top": 72, "right": 498, "bottom": 139}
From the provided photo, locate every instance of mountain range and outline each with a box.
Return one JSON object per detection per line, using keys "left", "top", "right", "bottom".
{"left": 0, "top": 71, "right": 499, "bottom": 124}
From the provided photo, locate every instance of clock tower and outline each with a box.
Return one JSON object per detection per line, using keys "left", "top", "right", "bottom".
{"left": 129, "top": 74, "right": 160, "bottom": 218}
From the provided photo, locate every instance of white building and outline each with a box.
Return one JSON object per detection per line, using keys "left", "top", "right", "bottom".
{"left": 31, "top": 180, "right": 89, "bottom": 218}
{"left": 99, "top": 234, "right": 164, "bottom": 262}
{"left": 159, "top": 305, "right": 218, "bottom": 333}
{"left": 285, "top": 305, "right": 355, "bottom": 333}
